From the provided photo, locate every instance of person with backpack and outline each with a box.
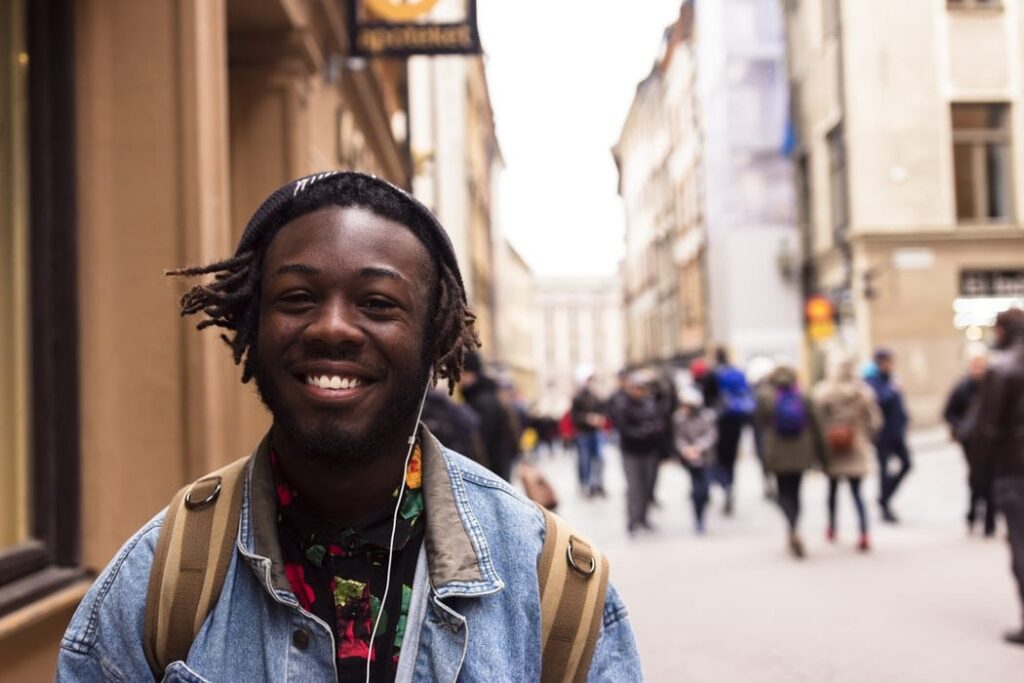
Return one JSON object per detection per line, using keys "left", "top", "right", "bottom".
{"left": 55, "top": 172, "right": 641, "bottom": 681}
{"left": 813, "top": 354, "right": 883, "bottom": 552}
{"left": 756, "top": 365, "right": 824, "bottom": 558}
{"left": 673, "top": 387, "right": 718, "bottom": 534}
{"left": 707, "top": 348, "right": 755, "bottom": 515}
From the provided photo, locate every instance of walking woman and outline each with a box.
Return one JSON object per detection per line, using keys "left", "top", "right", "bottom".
{"left": 813, "top": 355, "right": 883, "bottom": 551}
{"left": 756, "top": 365, "right": 823, "bottom": 558}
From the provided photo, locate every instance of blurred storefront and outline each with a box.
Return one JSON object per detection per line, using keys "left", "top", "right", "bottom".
{"left": 784, "top": 0, "right": 1024, "bottom": 422}
{"left": 0, "top": 0, "right": 417, "bottom": 677}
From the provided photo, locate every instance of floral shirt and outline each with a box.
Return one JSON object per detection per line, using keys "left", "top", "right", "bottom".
{"left": 272, "top": 444, "right": 425, "bottom": 682}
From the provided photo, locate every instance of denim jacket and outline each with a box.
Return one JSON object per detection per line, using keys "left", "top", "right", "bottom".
{"left": 56, "top": 429, "right": 642, "bottom": 681}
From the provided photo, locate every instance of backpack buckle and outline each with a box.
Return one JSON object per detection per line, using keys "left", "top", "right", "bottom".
{"left": 184, "top": 476, "right": 223, "bottom": 510}
{"left": 566, "top": 537, "right": 597, "bottom": 577}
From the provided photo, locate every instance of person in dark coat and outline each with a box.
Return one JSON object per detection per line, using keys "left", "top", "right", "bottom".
{"left": 608, "top": 371, "right": 665, "bottom": 535}
{"left": 972, "top": 308, "right": 1024, "bottom": 646}
{"left": 571, "top": 374, "right": 607, "bottom": 497}
{"left": 420, "top": 388, "right": 487, "bottom": 468}
{"left": 943, "top": 350, "right": 994, "bottom": 536}
{"left": 460, "top": 352, "right": 519, "bottom": 482}
{"left": 865, "top": 347, "right": 911, "bottom": 523}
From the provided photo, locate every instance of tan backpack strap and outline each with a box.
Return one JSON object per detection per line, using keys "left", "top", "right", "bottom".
{"left": 537, "top": 505, "right": 610, "bottom": 683}
{"left": 143, "top": 456, "right": 249, "bottom": 678}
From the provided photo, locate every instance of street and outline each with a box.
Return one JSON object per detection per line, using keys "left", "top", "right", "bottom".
{"left": 531, "top": 430, "right": 1023, "bottom": 682}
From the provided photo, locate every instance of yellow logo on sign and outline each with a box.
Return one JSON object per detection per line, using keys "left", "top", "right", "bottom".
{"left": 364, "top": 0, "right": 442, "bottom": 22}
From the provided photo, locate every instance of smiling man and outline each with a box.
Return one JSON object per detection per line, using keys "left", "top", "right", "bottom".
{"left": 56, "top": 172, "right": 641, "bottom": 682}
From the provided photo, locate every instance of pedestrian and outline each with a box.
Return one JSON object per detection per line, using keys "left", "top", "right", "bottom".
{"left": 707, "top": 348, "right": 755, "bottom": 515}
{"left": 943, "top": 347, "right": 995, "bottom": 536}
{"left": 571, "top": 370, "right": 607, "bottom": 497}
{"left": 461, "top": 351, "right": 520, "bottom": 483}
{"left": 609, "top": 370, "right": 665, "bottom": 535}
{"left": 690, "top": 358, "right": 711, "bottom": 405}
{"left": 558, "top": 407, "right": 577, "bottom": 455}
{"left": 813, "top": 354, "right": 882, "bottom": 552}
{"left": 56, "top": 172, "right": 641, "bottom": 680}
{"left": 865, "top": 347, "right": 912, "bottom": 523}
{"left": 673, "top": 387, "right": 717, "bottom": 535}
{"left": 756, "top": 365, "right": 823, "bottom": 558}
{"left": 972, "top": 307, "right": 1024, "bottom": 646}
{"left": 421, "top": 387, "right": 487, "bottom": 467}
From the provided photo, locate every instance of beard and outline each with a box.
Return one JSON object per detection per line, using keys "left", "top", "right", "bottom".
{"left": 252, "top": 348, "right": 431, "bottom": 469}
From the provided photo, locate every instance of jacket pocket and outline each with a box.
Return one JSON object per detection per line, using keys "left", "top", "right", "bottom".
{"left": 161, "top": 661, "right": 213, "bottom": 683}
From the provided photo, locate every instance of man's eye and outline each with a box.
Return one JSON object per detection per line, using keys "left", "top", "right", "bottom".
{"left": 363, "top": 297, "right": 396, "bottom": 311}
{"left": 279, "top": 292, "right": 314, "bottom": 305}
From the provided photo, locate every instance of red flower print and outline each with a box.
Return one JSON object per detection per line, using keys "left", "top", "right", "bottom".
{"left": 284, "top": 563, "right": 315, "bottom": 611}
{"left": 339, "top": 618, "right": 376, "bottom": 661}
{"left": 276, "top": 483, "right": 293, "bottom": 506}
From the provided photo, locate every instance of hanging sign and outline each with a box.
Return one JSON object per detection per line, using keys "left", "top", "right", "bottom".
{"left": 350, "top": 0, "right": 482, "bottom": 57}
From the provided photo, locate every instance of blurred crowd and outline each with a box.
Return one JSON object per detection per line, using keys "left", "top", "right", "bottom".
{"left": 427, "top": 309, "right": 1024, "bottom": 648}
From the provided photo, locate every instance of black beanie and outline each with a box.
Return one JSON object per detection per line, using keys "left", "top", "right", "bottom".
{"left": 234, "top": 170, "right": 467, "bottom": 303}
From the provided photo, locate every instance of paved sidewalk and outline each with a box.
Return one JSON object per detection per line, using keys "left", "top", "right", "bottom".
{"left": 529, "top": 430, "right": 1024, "bottom": 681}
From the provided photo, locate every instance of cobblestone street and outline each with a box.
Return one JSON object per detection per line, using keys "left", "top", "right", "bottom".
{"left": 531, "top": 430, "right": 1024, "bottom": 682}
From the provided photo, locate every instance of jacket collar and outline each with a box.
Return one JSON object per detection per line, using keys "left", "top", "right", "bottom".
{"left": 238, "top": 427, "right": 504, "bottom": 599}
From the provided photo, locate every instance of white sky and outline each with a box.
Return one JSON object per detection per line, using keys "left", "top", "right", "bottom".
{"left": 476, "top": 1, "right": 683, "bottom": 277}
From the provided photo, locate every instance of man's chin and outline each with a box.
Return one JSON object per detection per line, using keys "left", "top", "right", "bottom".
{"left": 278, "top": 420, "right": 386, "bottom": 469}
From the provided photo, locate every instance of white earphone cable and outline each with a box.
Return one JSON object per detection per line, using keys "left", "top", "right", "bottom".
{"left": 365, "top": 372, "right": 432, "bottom": 683}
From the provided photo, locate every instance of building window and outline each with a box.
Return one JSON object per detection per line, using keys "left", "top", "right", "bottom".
{"left": 952, "top": 103, "right": 1013, "bottom": 223}
{"left": 827, "top": 123, "right": 849, "bottom": 240}
{"left": 0, "top": 0, "right": 84, "bottom": 617}
{"left": 947, "top": 0, "right": 1002, "bottom": 8}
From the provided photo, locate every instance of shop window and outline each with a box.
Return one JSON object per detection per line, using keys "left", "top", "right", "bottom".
{"left": 952, "top": 103, "right": 1013, "bottom": 223}
{"left": 0, "top": 0, "right": 83, "bottom": 617}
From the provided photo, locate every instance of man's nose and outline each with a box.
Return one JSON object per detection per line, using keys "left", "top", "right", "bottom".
{"left": 304, "top": 298, "right": 365, "bottom": 347}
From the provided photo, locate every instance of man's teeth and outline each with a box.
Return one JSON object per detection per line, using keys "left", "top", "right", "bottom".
{"left": 306, "top": 375, "right": 362, "bottom": 390}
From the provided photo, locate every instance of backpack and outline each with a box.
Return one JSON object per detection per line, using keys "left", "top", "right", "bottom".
{"left": 716, "top": 366, "right": 755, "bottom": 417}
{"left": 773, "top": 386, "right": 807, "bottom": 438}
{"left": 143, "top": 456, "right": 608, "bottom": 683}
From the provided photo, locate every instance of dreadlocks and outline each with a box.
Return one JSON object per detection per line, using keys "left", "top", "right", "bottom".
{"left": 167, "top": 173, "right": 479, "bottom": 393}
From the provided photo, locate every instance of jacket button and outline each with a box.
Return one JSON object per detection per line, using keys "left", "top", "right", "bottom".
{"left": 293, "top": 629, "right": 310, "bottom": 650}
